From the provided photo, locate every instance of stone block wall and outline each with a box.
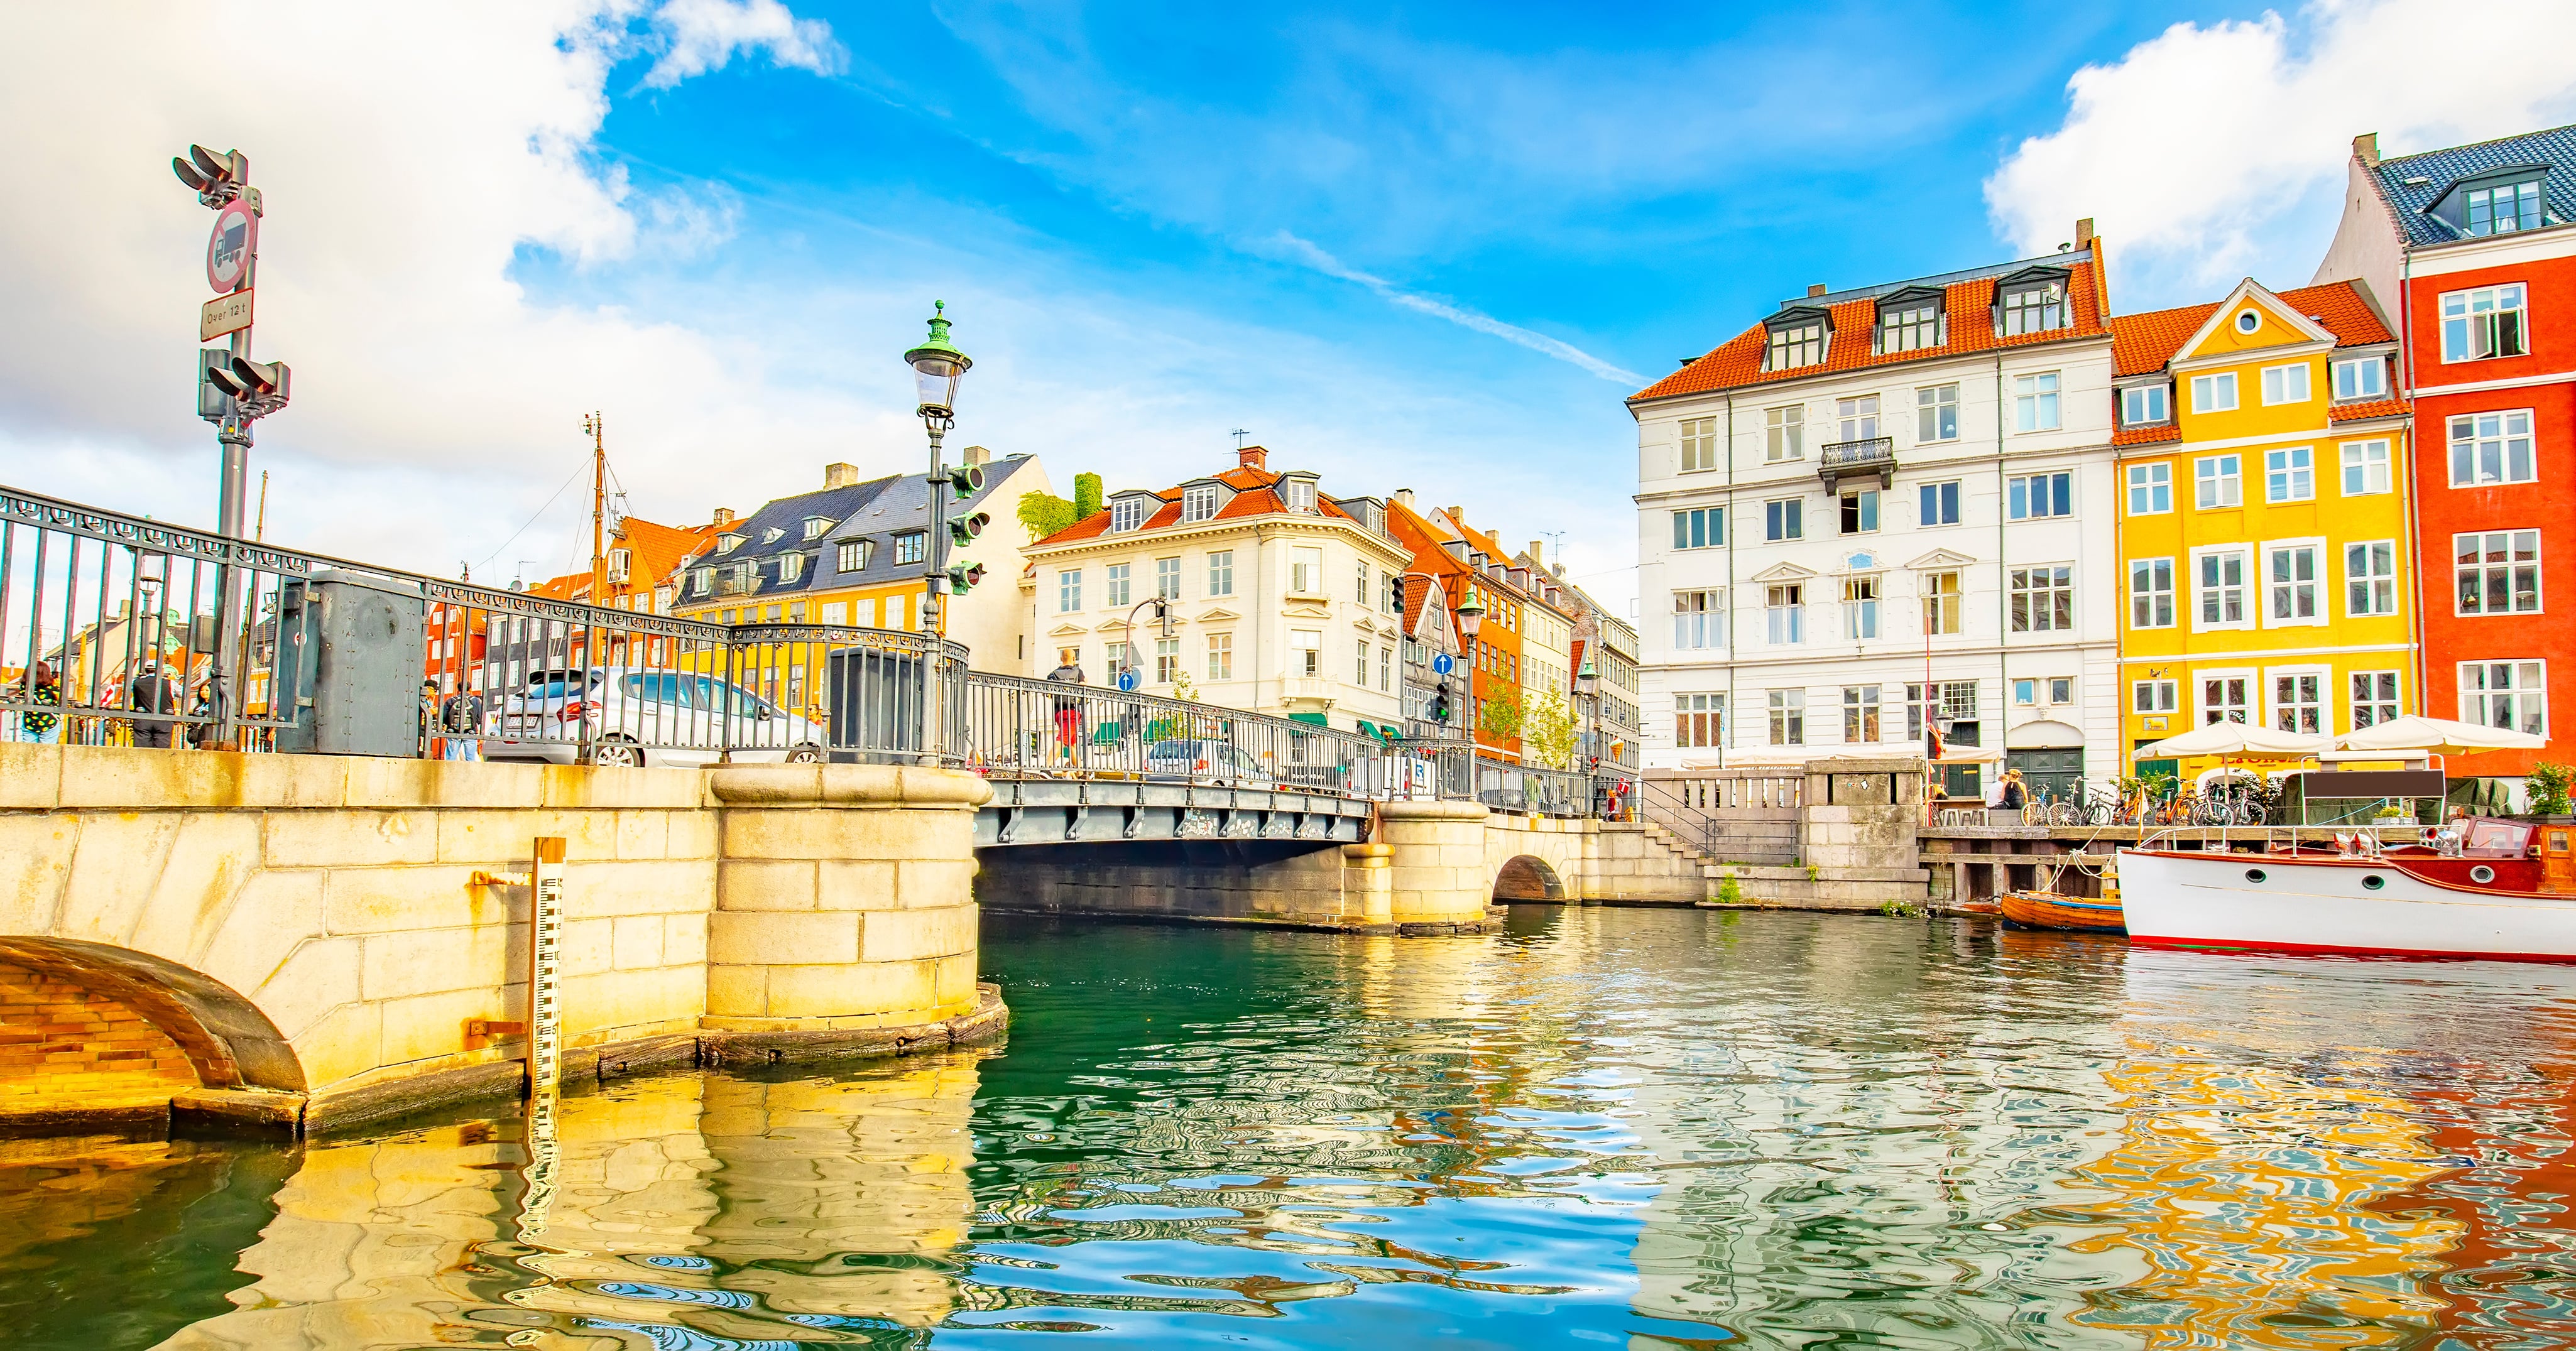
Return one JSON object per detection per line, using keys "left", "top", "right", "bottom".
{"left": 974, "top": 840, "right": 1364, "bottom": 928}
{"left": 0, "top": 963, "right": 197, "bottom": 1102}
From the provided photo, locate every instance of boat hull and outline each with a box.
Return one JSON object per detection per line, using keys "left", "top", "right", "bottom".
{"left": 1997, "top": 891, "right": 2125, "bottom": 934}
{"left": 2117, "top": 849, "right": 2576, "bottom": 962}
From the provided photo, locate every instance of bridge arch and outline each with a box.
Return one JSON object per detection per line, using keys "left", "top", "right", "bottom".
{"left": 0, "top": 938, "right": 304, "bottom": 1093}
{"left": 1492, "top": 854, "right": 1566, "bottom": 902}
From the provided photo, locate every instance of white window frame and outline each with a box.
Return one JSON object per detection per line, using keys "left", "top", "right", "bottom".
{"left": 2344, "top": 540, "right": 2399, "bottom": 617}
{"left": 2008, "top": 471, "right": 2072, "bottom": 521}
{"left": 2453, "top": 528, "right": 2543, "bottom": 616}
{"left": 2129, "top": 556, "right": 2175, "bottom": 629}
{"left": 1916, "top": 384, "right": 1959, "bottom": 443}
{"left": 2459, "top": 659, "right": 2548, "bottom": 737}
{"left": 1105, "top": 562, "right": 1132, "bottom": 607}
{"left": 1764, "top": 583, "right": 1805, "bottom": 645}
{"left": 1181, "top": 484, "right": 1220, "bottom": 523}
{"left": 2132, "top": 678, "right": 2178, "bottom": 715}
{"left": 1767, "top": 688, "right": 1806, "bottom": 746}
{"left": 1671, "top": 507, "right": 1723, "bottom": 550}
{"left": 2190, "top": 372, "right": 2239, "bottom": 414}
{"left": 1842, "top": 684, "right": 1882, "bottom": 742}
{"left": 2261, "top": 538, "right": 2326, "bottom": 628}
{"left": 2439, "top": 283, "right": 2529, "bottom": 364}
{"left": 1206, "top": 632, "right": 1233, "bottom": 681}
{"left": 1110, "top": 497, "right": 1150, "bottom": 532}
{"left": 1673, "top": 589, "right": 1724, "bottom": 651}
{"left": 2331, "top": 356, "right": 2387, "bottom": 402}
{"left": 1057, "top": 568, "right": 1083, "bottom": 612}
{"left": 2198, "top": 667, "right": 2256, "bottom": 726}
{"left": 2120, "top": 384, "right": 2171, "bottom": 427}
{"left": 1842, "top": 575, "right": 1880, "bottom": 639}
{"left": 2008, "top": 565, "right": 2073, "bottom": 634}
{"left": 1765, "top": 405, "right": 1804, "bottom": 462}
{"left": 1920, "top": 570, "right": 1962, "bottom": 636}
{"left": 2259, "top": 362, "right": 2311, "bottom": 407}
{"left": 1290, "top": 629, "right": 1323, "bottom": 678}
{"left": 2268, "top": 664, "right": 2330, "bottom": 735}
{"left": 1288, "top": 546, "right": 1322, "bottom": 596}
{"left": 2126, "top": 462, "right": 2172, "bottom": 516}
{"left": 1835, "top": 394, "right": 1881, "bottom": 443}
{"left": 1764, "top": 496, "right": 1803, "bottom": 541}
{"left": 2012, "top": 371, "right": 2062, "bottom": 432}
{"left": 2191, "top": 545, "right": 2252, "bottom": 632}
{"left": 1678, "top": 416, "right": 1719, "bottom": 474}
{"left": 1674, "top": 692, "right": 1726, "bottom": 748}
{"left": 2448, "top": 410, "right": 2536, "bottom": 487}
{"left": 2264, "top": 445, "right": 2315, "bottom": 503}
{"left": 1206, "top": 550, "right": 1234, "bottom": 597}
{"left": 2349, "top": 670, "right": 2401, "bottom": 730}
{"left": 2194, "top": 454, "right": 2242, "bottom": 510}
{"left": 2340, "top": 440, "right": 2391, "bottom": 496}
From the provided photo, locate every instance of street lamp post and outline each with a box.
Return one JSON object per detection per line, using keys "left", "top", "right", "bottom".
{"left": 1575, "top": 653, "right": 1602, "bottom": 810}
{"left": 903, "top": 303, "right": 971, "bottom": 765}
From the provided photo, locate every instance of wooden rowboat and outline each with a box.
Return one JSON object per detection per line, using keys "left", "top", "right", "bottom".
{"left": 1998, "top": 890, "right": 2126, "bottom": 935}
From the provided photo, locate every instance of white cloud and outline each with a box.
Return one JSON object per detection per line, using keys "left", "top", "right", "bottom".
{"left": 1987, "top": 0, "right": 2576, "bottom": 296}
{"left": 640, "top": 0, "right": 844, "bottom": 89}
{"left": 1265, "top": 232, "right": 1643, "bottom": 385}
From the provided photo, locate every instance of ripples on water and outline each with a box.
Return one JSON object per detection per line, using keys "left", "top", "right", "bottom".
{"left": 3, "top": 908, "right": 2576, "bottom": 1348}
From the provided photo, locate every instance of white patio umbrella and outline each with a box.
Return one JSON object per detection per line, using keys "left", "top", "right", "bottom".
{"left": 2131, "top": 720, "right": 2330, "bottom": 762}
{"left": 2333, "top": 714, "right": 2545, "bottom": 756}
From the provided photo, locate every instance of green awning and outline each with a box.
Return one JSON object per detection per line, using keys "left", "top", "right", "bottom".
{"left": 1287, "top": 712, "right": 1329, "bottom": 727}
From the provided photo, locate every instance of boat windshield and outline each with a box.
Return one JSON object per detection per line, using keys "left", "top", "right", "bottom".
{"left": 2461, "top": 817, "right": 2533, "bottom": 858}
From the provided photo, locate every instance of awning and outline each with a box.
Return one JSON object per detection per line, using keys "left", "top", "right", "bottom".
{"left": 1287, "top": 712, "right": 1328, "bottom": 727}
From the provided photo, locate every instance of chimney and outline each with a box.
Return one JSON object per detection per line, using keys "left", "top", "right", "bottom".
{"left": 1806, "top": 283, "right": 1827, "bottom": 298}
{"left": 1238, "top": 445, "right": 1267, "bottom": 470}
{"left": 712, "top": 507, "right": 736, "bottom": 529}
{"left": 962, "top": 444, "right": 989, "bottom": 467}
{"left": 823, "top": 462, "right": 861, "bottom": 489}
{"left": 1394, "top": 487, "right": 1415, "bottom": 509}
{"left": 1526, "top": 540, "right": 1544, "bottom": 570}
{"left": 2354, "top": 132, "right": 2379, "bottom": 166}
{"left": 2075, "top": 217, "right": 2094, "bottom": 247}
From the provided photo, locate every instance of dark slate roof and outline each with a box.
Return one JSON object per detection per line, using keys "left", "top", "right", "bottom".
{"left": 819, "top": 454, "right": 1041, "bottom": 589}
{"left": 696, "top": 477, "right": 900, "bottom": 600}
{"left": 2371, "top": 124, "right": 2576, "bottom": 247}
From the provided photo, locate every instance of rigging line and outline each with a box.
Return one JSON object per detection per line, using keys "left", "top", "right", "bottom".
{"left": 472, "top": 457, "right": 589, "bottom": 573}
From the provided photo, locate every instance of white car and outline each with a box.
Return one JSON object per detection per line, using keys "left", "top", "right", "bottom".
{"left": 484, "top": 666, "right": 826, "bottom": 768}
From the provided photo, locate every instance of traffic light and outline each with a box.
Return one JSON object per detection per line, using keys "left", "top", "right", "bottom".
{"left": 945, "top": 561, "right": 985, "bottom": 593}
{"left": 1390, "top": 574, "right": 1408, "bottom": 613}
{"left": 1430, "top": 681, "right": 1451, "bottom": 724}
{"left": 204, "top": 352, "right": 290, "bottom": 414}
{"left": 942, "top": 463, "right": 985, "bottom": 496}
{"left": 947, "top": 510, "right": 988, "bottom": 546}
{"left": 171, "top": 145, "right": 246, "bottom": 204}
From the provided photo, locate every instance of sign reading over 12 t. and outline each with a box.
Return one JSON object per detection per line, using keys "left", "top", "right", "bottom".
{"left": 206, "top": 198, "right": 258, "bottom": 294}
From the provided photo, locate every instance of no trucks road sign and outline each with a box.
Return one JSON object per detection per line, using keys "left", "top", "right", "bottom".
{"left": 206, "top": 198, "right": 257, "bottom": 293}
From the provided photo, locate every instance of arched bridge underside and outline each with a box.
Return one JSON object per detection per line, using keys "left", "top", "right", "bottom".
{"left": 975, "top": 780, "right": 1371, "bottom": 848}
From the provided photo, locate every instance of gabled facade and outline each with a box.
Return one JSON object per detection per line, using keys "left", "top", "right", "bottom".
{"left": 2108, "top": 278, "right": 2415, "bottom": 784}
{"left": 1023, "top": 446, "right": 1410, "bottom": 734}
{"left": 2317, "top": 126, "right": 2576, "bottom": 772}
{"left": 1629, "top": 226, "right": 2119, "bottom": 797}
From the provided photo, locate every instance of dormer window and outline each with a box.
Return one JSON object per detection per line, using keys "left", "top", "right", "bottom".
{"left": 2468, "top": 177, "right": 2544, "bottom": 236}
{"left": 716, "top": 534, "right": 745, "bottom": 555}
{"left": 692, "top": 566, "right": 714, "bottom": 595}
{"left": 605, "top": 548, "right": 632, "bottom": 584}
{"left": 2120, "top": 384, "right": 2171, "bottom": 426}
{"left": 1766, "top": 315, "right": 1826, "bottom": 371}
{"left": 1282, "top": 478, "right": 1318, "bottom": 513}
{"left": 1181, "top": 483, "right": 1221, "bottom": 523}
{"left": 1110, "top": 495, "right": 1151, "bottom": 532}
{"left": 779, "top": 552, "right": 805, "bottom": 582}
{"left": 802, "top": 516, "right": 832, "bottom": 540}
{"left": 1876, "top": 290, "right": 1944, "bottom": 353}
{"left": 893, "top": 532, "right": 926, "bottom": 565}
{"left": 1999, "top": 276, "right": 2066, "bottom": 335}
{"left": 836, "top": 538, "right": 875, "bottom": 573}
{"left": 761, "top": 527, "right": 785, "bottom": 545}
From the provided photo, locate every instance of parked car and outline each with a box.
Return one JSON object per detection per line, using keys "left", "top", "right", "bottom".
{"left": 1142, "top": 738, "right": 1276, "bottom": 788}
{"left": 483, "top": 666, "right": 825, "bottom": 768}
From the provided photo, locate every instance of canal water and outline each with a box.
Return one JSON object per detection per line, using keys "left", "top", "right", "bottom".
{"left": 5, "top": 907, "right": 2576, "bottom": 1348}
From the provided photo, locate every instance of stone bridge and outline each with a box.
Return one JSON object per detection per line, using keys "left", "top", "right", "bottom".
{"left": 0, "top": 743, "right": 1713, "bottom": 1137}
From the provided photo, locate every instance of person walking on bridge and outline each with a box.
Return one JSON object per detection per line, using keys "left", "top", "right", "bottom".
{"left": 1046, "top": 650, "right": 1086, "bottom": 764}
{"left": 128, "top": 661, "right": 179, "bottom": 749}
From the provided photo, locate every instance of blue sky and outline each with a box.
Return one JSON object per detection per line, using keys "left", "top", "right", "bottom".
{"left": 7, "top": 0, "right": 2573, "bottom": 607}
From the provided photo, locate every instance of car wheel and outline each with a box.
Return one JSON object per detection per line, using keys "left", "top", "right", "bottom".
{"left": 588, "top": 737, "right": 644, "bottom": 769}
{"left": 787, "top": 744, "right": 824, "bottom": 764}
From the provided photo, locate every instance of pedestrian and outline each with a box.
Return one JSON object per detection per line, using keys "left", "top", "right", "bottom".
{"left": 439, "top": 685, "right": 486, "bottom": 762}
{"left": 12, "top": 662, "right": 60, "bottom": 744}
{"left": 419, "top": 680, "right": 440, "bottom": 757}
{"left": 129, "top": 661, "right": 178, "bottom": 749}
{"left": 1045, "top": 649, "right": 1086, "bottom": 761}
{"left": 1997, "top": 768, "right": 2027, "bottom": 811}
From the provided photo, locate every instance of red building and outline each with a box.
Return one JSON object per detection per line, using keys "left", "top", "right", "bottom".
{"left": 2315, "top": 124, "right": 2576, "bottom": 776}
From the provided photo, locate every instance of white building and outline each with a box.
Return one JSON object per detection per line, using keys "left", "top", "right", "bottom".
{"left": 1627, "top": 229, "right": 2121, "bottom": 799}
{"left": 1022, "top": 446, "right": 1412, "bottom": 734}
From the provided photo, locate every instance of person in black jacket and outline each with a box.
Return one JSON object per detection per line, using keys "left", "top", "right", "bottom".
{"left": 128, "top": 662, "right": 178, "bottom": 749}
{"left": 439, "top": 687, "right": 486, "bottom": 761}
{"left": 1997, "top": 768, "right": 2026, "bottom": 811}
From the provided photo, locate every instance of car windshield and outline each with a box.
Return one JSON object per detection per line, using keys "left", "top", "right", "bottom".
{"left": 520, "top": 675, "right": 594, "bottom": 702}
{"left": 619, "top": 673, "right": 688, "bottom": 706}
{"left": 689, "top": 677, "right": 771, "bottom": 718}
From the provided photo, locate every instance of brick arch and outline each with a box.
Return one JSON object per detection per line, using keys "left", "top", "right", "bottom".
{"left": 0, "top": 938, "right": 303, "bottom": 1092}
{"left": 1492, "top": 854, "right": 1565, "bottom": 902}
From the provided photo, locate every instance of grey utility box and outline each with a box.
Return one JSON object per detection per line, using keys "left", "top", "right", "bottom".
{"left": 273, "top": 570, "right": 428, "bottom": 757}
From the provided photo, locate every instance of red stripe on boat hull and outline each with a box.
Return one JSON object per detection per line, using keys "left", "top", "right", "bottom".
{"left": 2129, "top": 934, "right": 2576, "bottom": 964}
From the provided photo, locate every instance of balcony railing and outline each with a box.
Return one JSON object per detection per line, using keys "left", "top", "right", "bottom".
{"left": 1818, "top": 437, "right": 1896, "bottom": 484}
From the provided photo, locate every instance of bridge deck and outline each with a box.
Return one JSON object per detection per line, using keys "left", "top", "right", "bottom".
{"left": 977, "top": 776, "right": 1373, "bottom": 848}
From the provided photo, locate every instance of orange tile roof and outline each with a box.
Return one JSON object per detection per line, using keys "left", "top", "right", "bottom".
{"left": 2109, "top": 280, "right": 2395, "bottom": 377}
{"left": 1031, "top": 448, "right": 1360, "bottom": 546}
{"left": 2112, "top": 423, "right": 2181, "bottom": 448}
{"left": 2330, "top": 396, "right": 2410, "bottom": 423}
{"left": 525, "top": 516, "right": 715, "bottom": 604}
{"left": 1630, "top": 246, "right": 2112, "bottom": 403}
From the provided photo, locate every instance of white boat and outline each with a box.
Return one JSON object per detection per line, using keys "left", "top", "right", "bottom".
{"left": 2117, "top": 818, "right": 2576, "bottom": 962}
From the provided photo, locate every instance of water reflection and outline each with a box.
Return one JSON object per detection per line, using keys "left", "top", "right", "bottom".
{"left": 1, "top": 910, "right": 2573, "bottom": 1347}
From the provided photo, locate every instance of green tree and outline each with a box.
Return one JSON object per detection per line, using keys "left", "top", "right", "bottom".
{"left": 1073, "top": 472, "right": 1103, "bottom": 519}
{"left": 1523, "top": 689, "right": 1578, "bottom": 770}
{"left": 1478, "top": 690, "right": 1524, "bottom": 742}
{"left": 1017, "top": 491, "right": 1075, "bottom": 542}
{"left": 2528, "top": 762, "right": 2572, "bottom": 817}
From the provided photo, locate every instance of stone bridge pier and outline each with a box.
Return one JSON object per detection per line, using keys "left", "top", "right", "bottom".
{"left": 0, "top": 744, "right": 1003, "bottom": 1136}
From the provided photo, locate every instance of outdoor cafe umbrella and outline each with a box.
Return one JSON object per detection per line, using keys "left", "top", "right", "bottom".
{"left": 2332, "top": 714, "right": 2545, "bottom": 756}
{"left": 2131, "top": 720, "right": 2331, "bottom": 762}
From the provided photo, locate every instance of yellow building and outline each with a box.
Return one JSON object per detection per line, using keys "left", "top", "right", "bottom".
{"left": 2109, "top": 279, "right": 2415, "bottom": 787}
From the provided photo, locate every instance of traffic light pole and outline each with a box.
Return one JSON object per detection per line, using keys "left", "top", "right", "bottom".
{"left": 210, "top": 171, "right": 258, "bottom": 750}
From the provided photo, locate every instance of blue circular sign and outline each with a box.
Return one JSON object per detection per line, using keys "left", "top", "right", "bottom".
{"left": 1431, "top": 652, "right": 1454, "bottom": 676}
{"left": 1115, "top": 668, "right": 1140, "bottom": 692}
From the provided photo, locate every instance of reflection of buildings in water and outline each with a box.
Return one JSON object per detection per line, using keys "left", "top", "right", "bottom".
{"left": 2064, "top": 1042, "right": 2460, "bottom": 1348}
{"left": 156, "top": 1057, "right": 983, "bottom": 1349}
